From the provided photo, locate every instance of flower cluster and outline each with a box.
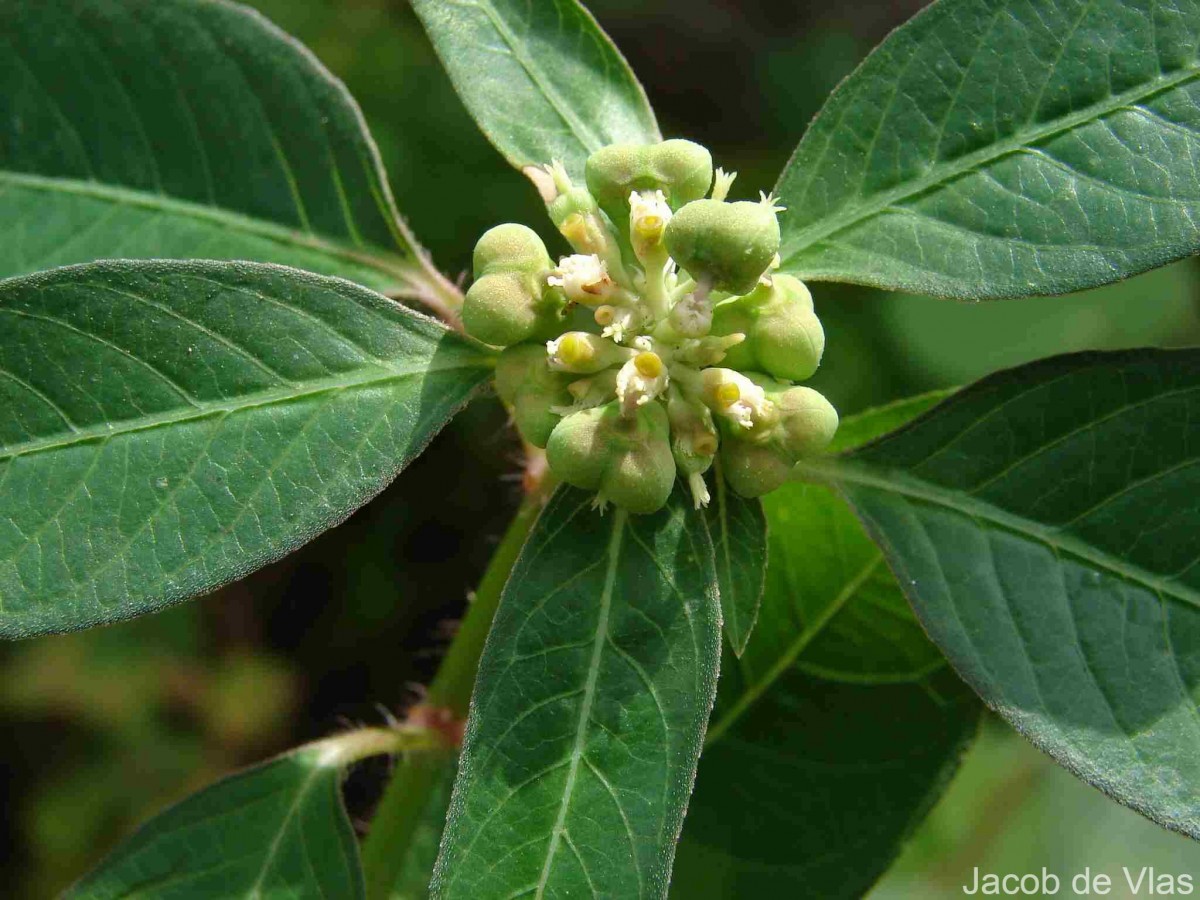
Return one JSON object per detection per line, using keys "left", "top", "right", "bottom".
{"left": 465, "top": 139, "right": 837, "bottom": 514}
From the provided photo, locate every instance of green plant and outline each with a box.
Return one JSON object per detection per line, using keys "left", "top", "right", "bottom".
{"left": 2, "top": 0, "right": 1199, "bottom": 897}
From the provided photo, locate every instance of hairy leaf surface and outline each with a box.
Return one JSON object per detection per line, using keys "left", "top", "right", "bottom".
{"left": 674, "top": 393, "right": 981, "bottom": 899}
{"left": 0, "top": 260, "right": 491, "bottom": 638}
{"left": 68, "top": 741, "right": 367, "bottom": 899}
{"left": 777, "top": 0, "right": 1200, "bottom": 299}
{"left": 705, "top": 470, "right": 767, "bottom": 656}
{"left": 411, "top": 0, "right": 660, "bottom": 178}
{"left": 810, "top": 350, "right": 1200, "bottom": 837}
{"left": 432, "top": 487, "right": 720, "bottom": 899}
{"left": 0, "top": 0, "right": 439, "bottom": 295}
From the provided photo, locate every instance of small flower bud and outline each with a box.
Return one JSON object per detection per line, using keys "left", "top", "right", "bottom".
{"left": 548, "top": 254, "right": 614, "bottom": 305}
{"left": 664, "top": 198, "right": 782, "bottom": 295}
{"left": 594, "top": 304, "right": 643, "bottom": 343}
{"left": 554, "top": 369, "right": 619, "bottom": 414}
{"left": 546, "top": 401, "right": 676, "bottom": 514}
{"left": 711, "top": 274, "right": 825, "bottom": 381}
{"left": 463, "top": 224, "right": 564, "bottom": 346}
{"left": 524, "top": 160, "right": 572, "bottom": 203}
{"left": 545, "top": 186, "right": 612, "bottom": 256}
{"left": 546, "top": 332, "right": 633, "bottom": 374}
{"left": 616, "top": 351, "right": 669, "bottom": 415}
{"left": 585, "top": 140, "right": 713, "bottom": 233}
{"left": 495, "top": 345, "right": 574, "bottom": 447}
{"left": 668, "top": 285, "right": 714, "bottom": 338}
{"left": 672, "top": 333, "right": 745, "bottom": 367}
{"left": 629, "top": 189, "right": 672, "bottom": 263}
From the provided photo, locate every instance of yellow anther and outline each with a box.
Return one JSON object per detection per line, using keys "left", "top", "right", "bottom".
{"left": 634, "top": 351, "right": 664, "bottom": 379}
{"left": 715, "top": 382, "right": 741, "bottom": 408}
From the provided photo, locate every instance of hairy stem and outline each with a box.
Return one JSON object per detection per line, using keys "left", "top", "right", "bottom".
{"left": 360, "top": 468, "right": 557, "bottom": 899}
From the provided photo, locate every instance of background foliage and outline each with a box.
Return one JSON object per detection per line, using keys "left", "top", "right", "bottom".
{"left": 3, "top": 0, "right": 1200, "bottom": 896}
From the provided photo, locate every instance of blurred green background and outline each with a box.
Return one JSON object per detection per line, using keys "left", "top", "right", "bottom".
{"left": 3, "top": 1, "right": 1199, "bottom": 897}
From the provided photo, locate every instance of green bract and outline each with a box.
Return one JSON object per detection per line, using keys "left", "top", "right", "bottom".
{"left": 467, "top": 140, "right": 834, "bottom": 512}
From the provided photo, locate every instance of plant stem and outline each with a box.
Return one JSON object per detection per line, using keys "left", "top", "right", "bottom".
{"left": 311, "top": 726, "right": 443, "bottom": 767}
{"left": 360, "top": 471, "right": 556, "bottom": 899}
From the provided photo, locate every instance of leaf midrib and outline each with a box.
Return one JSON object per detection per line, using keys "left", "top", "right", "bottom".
{"left": 449, "top": 0, "right": 606, "bottom": 157}
{"left": 535, "top": 508, "right": 627, "bottom": 899}
{"left": 780, "top": 63, "right": 1200, "bottom": 260}
{"left": 799, "top": 457, "right": 1200, "bottom": 611}
{"left": 0, "top": 170, "right": 417, "bottom": 287}
{"left": 0, "top": 356, "right": 487, "bottom": 464}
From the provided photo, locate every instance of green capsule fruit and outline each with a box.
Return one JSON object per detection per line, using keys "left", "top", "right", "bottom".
{"left": 717, "top": 377, "right": 837, "bottom": 498}
{"left": 664, "top": 199, "right": 781, "bottom": 295}
{"left": 463, "top": 224, "right": 564, "bottom": 346}
{"left": 495, "top": 345, "right": 574, "bottom": 448}
{"left": 472, "top": 223, "right": 551, "bottom": 275}
{"left": 546, "top": 401, "right": 676, "bottom": 514}
{"left": 711, "top": 275, "right": 824, "bottom": 381}
{"left": 585, "top": 140, "right": 713, "bottom": 227}
{"left": 742, "top": 373, "right": 839, "bottom": 456}
{"left": 718, "top": 437, "right": 794, "bottom": 498}
{"left": 772, "top": 384, "right": 839, "bottom": 458}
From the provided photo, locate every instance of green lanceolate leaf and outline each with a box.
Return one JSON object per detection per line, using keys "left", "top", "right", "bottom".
{"left": 0, "top": 260, "right": 492, "bottom": 638}
{"left": 673, "top": 393, "right": 981, "bottom": 899}
{"left": 777, "top": 0, "right": 1200, "bottom": 300}
{"left": 432, "top": 486, "right": 721, "bottom": 899}
{"left": 411, "top": 0, "right": 660, "bottom": 178}
{"left": 804, "top": 349, "right": 1200, "bottom": 837}
{"left": 0, "top": 0, "right": 451, "bottom": 302}
{"left": 705, "top": 468, "right": 767, "bottom": 656}
{"left": 67, "top": 731, "right": 403, "bottom": 900}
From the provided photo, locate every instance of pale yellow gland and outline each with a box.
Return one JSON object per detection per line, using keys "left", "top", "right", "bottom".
{"left": 634, "top": 351, "right": 664, "bottom": 379}
{"left": 559, "top": 213, "right": 589, "bottom": 247}
{"left": 693, "top": 432, "right": 719, "bottom": 456}
{"left": 635, "top": 215, "right": 663, "bottom": 237}
{"left": 715, "top": 382, "right": 741, "bottom": 408}
{"left": 559, "top": 333, "right": 595, "bottom": 367}
{"left": 594, "top": 305, "right": 617, "bottom": 326}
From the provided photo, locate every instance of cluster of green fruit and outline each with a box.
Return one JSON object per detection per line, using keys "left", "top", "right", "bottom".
{"left": 464, "top": 139, "right": 838, "bottom": 514}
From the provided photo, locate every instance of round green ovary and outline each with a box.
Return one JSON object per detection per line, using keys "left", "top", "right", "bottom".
{"left": 664, "top": 199, "right": 780, "bottom": 295}
{"left": 462, "top": 224, "right": 564, "bottom": 347}
{"left": 712, "top": 275, "right": 824, "bottom": 382}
